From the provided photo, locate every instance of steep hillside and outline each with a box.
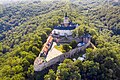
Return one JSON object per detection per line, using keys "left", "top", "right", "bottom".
{"left": 0, "top": 0, "right": 68, "bottom": 54}
{"left": 0, "top": 0, "right": 65, "bottom": 40}
{"left": 0, "top": 0, "right": 83, "bottom": 80}
{"left": 0, "top": 0, "right": 120, "bottom": 80}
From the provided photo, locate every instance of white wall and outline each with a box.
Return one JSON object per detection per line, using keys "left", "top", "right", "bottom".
{"left": 52, "top": 29, "right": 73, "bottom": 36}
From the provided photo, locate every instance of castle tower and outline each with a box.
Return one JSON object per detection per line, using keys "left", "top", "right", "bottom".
{"left": 64, "top": 13, "right": 69, "bottom": 27}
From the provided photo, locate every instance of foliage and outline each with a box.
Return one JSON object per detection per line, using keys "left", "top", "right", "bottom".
{"left": 44, "top": 59, "right": 81, "bottom": 80}
{"left": 70, "top": 40, "right": 77, "bottom": 49}
{"left": 55, "top": 44, "right": 72, "bottom": 53}
{"left": 62, "top": 44, "right": 72, "bottom": 52}
{"left": 0, "top": 0, "right": 120, "bottom": 80}
{"left": 44, "top": 69, "right": 56, "bottom": 80}
{"left": 54, "top": 45, "right": 65, "bottom": 53}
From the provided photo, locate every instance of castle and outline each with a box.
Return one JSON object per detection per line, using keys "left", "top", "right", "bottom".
{"left": 34, "top": 13, "right": 92, "bottom": 71}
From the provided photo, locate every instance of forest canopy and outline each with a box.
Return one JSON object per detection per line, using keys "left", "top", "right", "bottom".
{"left": 0, "top": 0, "right": 120, "bottom": 80}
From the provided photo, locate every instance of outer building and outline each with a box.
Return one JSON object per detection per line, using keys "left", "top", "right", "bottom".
{"left": 81, "top": 33, "right": 91, "bottom": 43}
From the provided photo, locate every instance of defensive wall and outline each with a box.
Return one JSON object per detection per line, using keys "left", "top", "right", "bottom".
{"left": 34, "top": 41, "right": 90, "bottom": 71}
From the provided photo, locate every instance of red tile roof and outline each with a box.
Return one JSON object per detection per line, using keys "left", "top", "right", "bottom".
{"left": 47, "top": 36, "right": 53, "bottom": 43}
{"left": 41, "top": 36, "right": 53, "bottom": 56}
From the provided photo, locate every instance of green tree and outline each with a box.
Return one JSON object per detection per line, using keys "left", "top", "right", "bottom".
{"left": 32, "top": 46, "right": 40, "bottom": 56}
{"left": 0, "top": 43, "right": 3, "bottom": 52}
{"left": 74, "top": 60, "right": 82, "bottom": 69}
{"left": 62, "top": 44, "right": 72, "bottom": 52}
{"left": 56, "top": 59, "right": 81, "bottom": 80}
{"left": 81, "top": 60, "right": 100, "bottom": 80}
{"left": 11, "top": 65, "right": 23, "bottom": 74}
{"left": 11, "top": 73, "right": 25, "bottom": 80}
{"left": 26, "top": 65, "right": 34, "bottom": 79}
{"left": 44, "top": 69, "right": 56, "bottom": 80}
{"left": 70, "top": 40, "right": 77, "bottom": 49}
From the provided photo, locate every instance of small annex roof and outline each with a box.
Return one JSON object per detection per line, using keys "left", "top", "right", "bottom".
{"left": 77, "top": 42, "right": 85, "bottom": 47}
{"left": 81, "top": 33, "right": 92, "bottom": 38}
{"left": 78, "top": 57, "right": 85, "bottom": 61}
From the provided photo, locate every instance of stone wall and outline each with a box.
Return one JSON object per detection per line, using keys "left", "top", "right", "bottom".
{"left": 34, "top": 41, "right": 91, "bottom": 71}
